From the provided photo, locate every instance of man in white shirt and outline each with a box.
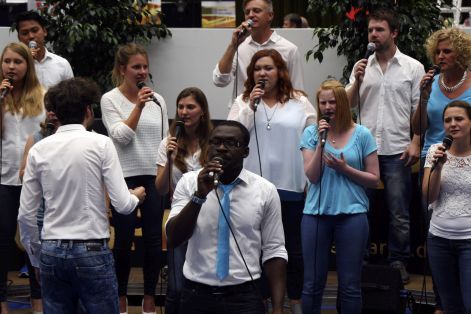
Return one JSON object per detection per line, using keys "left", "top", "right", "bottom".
{"left": 166, "top": 120, "right": 287, "bottom": 314}
{"left": 213, "top": 0, "right": 304, "bottom": 101}
{"left": 346, "top": 8, "right": 424, "bottom": 284}
{"left": 18, "top": 78, "right": 146, "bottom": 313}
{"left": 15, "top": 10, "right": 74, "bottom": 88}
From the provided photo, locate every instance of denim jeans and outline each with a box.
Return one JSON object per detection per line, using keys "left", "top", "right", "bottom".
{"left": 165, "top": 242, "right": 188, "bottom": 314}
{"left": 377, "top": 154, "right": 411, "bottom": 262}
{"left": 40, "top": 239, "right": 118, "bottom": 314}
{"left": 301, "top": 213, "right": 368, "bottom": 314}
{"left": 0, "top": 185, "right": 21, "bottom": 302}
{"left": 112, "top": 175, "right": 163, "bottom": 296}
{"left": 427, "top": 233, "right": 471, "bottom": 314}
{"left": 179, "top": 279, "right": 264, "bottom": 314}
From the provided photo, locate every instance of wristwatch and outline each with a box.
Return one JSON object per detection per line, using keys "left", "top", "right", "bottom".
{"left": 190, "top": 192, "right": 206, "bottom": 205}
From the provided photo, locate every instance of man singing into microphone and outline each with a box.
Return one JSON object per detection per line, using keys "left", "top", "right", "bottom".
{"left": 18, "top": 78, "right": 146, "bottom": 313}
{"left": 213, "top": 0, "right": 304, "bottom": 101}
{"left": 15, "top": 10, "right": 74, "bottom": 88}
{"left": 166, "top": 120, "right": 287, "bottom": 313}
{"left": 346, "top": 7, "right": 425, "bottom": 284}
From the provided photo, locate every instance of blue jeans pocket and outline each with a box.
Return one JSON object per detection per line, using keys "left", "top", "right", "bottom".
{"left": 76, "top": 254, "right": 115, "bottom": 279}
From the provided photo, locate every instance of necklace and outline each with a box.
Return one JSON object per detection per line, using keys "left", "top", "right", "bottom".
{"left": 262, "top": 103, "right": 279, "bottom": 130}
{"left": 440, "top": 71, "right": 467, "bottom": 93}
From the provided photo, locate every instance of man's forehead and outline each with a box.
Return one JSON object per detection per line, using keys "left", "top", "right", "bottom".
{"left": 211, "top": 125, "right": 241, "bottom": 138}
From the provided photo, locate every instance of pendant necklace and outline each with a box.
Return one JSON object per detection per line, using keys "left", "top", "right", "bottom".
{"left": 262, "top": 102, "right": 279, "bottom": 130}
{"left": 440, "top": 71, "right": 467, "bottom": 93}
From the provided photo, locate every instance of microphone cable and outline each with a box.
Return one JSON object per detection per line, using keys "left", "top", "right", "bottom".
{"left": 252, "top": 106, "right": 263, "bottom": 177}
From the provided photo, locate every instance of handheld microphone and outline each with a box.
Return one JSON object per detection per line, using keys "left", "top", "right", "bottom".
{"left": 320, "top": 114, "right": 331, "bottom": 148}
{"left": 364, "top": 42, "right": 376, "bottom": 60}
{"left": 212, "top": 156, "right": 223, "bottom": 186}
{"left": 238, "top": 19, "right": 253, "bottom": 37}
{"left": 431, "top": 135, "right": 453, "bottom": 172}
{"left": 253, "top": 79, "right": 266, "bottom": 112}
{"left": 174, "top": 120, "right": 185, "bottom": 140}
{"left": 1, "top": 78, "right": 13, "bottom": 100}
{"left": 424, "top": 65, "right": 441, "bottom": 87}
{"left": 28, "top": 40, "right": 38, "bottom": 49}
{"left": 136, "top": 81, "right": 161, "bottom": 107}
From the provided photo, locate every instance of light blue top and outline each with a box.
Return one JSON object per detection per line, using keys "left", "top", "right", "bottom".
{"left": 300, "top": 124, "right": 377, "bottom": 215}
{"left": 422, "top": 75, "right": 471, "bottom": 158}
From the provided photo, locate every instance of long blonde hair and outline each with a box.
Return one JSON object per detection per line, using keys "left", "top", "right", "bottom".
{"left": 0, "top": 42, "right": 44, "bottom": 117}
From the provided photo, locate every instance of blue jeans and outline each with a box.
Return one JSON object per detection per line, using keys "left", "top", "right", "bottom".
{"left": 377, "top": 154, "right": 411, "bottom": 262}
{"left": 112, "top": 175, "right": 163, "bottom": 296}
{"left": 427, "top": 234, "right": 471, "bottom": 314}
{"left": 40, "top": 239, "right": 118, "bottom": 314}
{"left": 301, "top": 213, "right": 368, "bottom": 314}
{"left": 165, "top": 242, "right": 188, "bottom": 314}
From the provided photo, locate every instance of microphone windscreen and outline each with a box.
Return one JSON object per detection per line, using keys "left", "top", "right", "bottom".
{"left": 442, "top": 135, "right": 453, "bottom": 150}
{"left": 364, "top": 42, "right": 376, "bottom": 59}
{"left": 136, "top": 81, "right": 146, "bottom": 90}
{"left": 174, "top": 120, "right": 185, "bottom": 140}
{"left": 28, "top": 40, "right": 37, "bottom": 49}
{"left": 321, "top": 114, "right": 331, "bottom": 123}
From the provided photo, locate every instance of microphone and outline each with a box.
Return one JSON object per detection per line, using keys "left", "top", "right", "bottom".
{"left": 238, "top": 19, "right": 253, "bottom": 37}
{"left": 424, "top": 65, "right": 441, "bottom": 87}
{"left": 431, "top": 135, "right": 453, "bottom": 172}
{"left": 136, "top": 81, "right": 161, "bottom": 107}
{"left": 320, "top": 114, "right": 331, "bottom": 148}
{"left": 174, "top": 120, "right": 184, "bottom": 140}
{"left": 253, "top": 79, "right": 266, "bottom": 112}
{"left": 1, "top": 78, "right": 13, "bottom": 100}
{"left": 364, "top": 42, "right": 376, "bottom": 60}
{"left": 28, "top": 40, "right": 38, "bottom": 49}
{"left": 212, "top": 156, "right": 223, "bottom": 186}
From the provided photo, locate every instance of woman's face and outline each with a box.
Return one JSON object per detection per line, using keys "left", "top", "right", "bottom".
{"left": 120, "top": 53, "right": 149, "bottom": 87}
{"left": 444, "top": 106, "right": 470, "bottom": 140}
{"left": 318, "top": 89, "right": 337, "bottom": 120}
{"left": 2, "top": 48, "right": 27, "bottom": 83}
{"left": 434, "top": 39, "right": 458, "bottom": 72}
{"left": 253, "top": 56, "right": 278, "bottom": 92}
{"left": 177, "top": 95, "right": 203, "bottom": 129}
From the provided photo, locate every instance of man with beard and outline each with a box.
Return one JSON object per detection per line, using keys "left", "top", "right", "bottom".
{"left": 346, "top": 7, "right": 424, "bottom": 284}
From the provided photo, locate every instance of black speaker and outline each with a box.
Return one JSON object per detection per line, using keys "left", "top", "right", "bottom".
{"left": 361, "top": 264, "right": 406, "bottom": 314}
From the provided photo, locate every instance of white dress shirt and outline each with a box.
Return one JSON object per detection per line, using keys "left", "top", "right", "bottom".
{"left": 18, "top": 124, "right": 139, "bottom": 267}
{"left": 213, "top": 31, "right": 304, "bottom": 100}
{"left": 35, "top": 48, "right": 74, "bottom": 88}
{"left": 228, "top": 94, "right": 316, "bottom": 193}
{"left": 167, "top": 168, "right": 287, "bottom": 286}
{"left": 1, "top": 110, "right": 45, "bottom": 185}
{"left": 101, "top": 87, "right": 169, "bottom": 177}
{"left": 347, "top": 49, "right": 424, "bottom": 155}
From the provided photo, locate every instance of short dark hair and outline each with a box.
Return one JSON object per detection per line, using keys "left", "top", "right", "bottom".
{"left": 213, "top": 120, "right": 250, "bottom": 147}
{"left": 368, "top": 7, "right": 399, "bottom": 33}
{"left": 46, "top": 78, "right": 101, "bottom": 125}
{"left": 284, "top": 13, "right": 302, "bottom": 28}
{"left": 15, "top": 10, "right": 46, "bottom": 32}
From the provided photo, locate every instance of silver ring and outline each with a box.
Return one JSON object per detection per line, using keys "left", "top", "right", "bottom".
{"left": 208, "top": 171, "right": 214, "bottom": 177}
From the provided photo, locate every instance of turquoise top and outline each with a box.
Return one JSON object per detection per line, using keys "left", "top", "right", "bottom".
{"left": 300, "top": 124, "right": 376, "bottom": 215}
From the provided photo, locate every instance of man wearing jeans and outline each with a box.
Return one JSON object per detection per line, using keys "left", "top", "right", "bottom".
{"left": 346, "top": 8, "right": 424, "bottom": 283}
{"left": 18, "top": 78, "right": 146, "bottom": 313}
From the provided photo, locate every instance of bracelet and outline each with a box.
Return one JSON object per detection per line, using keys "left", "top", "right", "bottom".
{"left": 190, "top": 192, "right": 206, "bottom": 205}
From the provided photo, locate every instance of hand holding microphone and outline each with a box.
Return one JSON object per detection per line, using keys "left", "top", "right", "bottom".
{"left": 431, "top": 135, "right": 453, "bottom": 172}
{"left": 197, "top": 157, "right": 223, "bottom": 196}
{"left": 319, "top": 114, "right": 331, "bottom": 148}
{"left": 252, "top": 79, "right": 266, "bottom": 112}
{"left": 28, "top": 40, "right": 39, "bottom": 59}
{"left": 136, "top": 81, "right": 161, "bottom": 107}
{"left": 238, "top": 19, "right": 253, "bottom": 38}
{"left": 354, "top": 43, "right": 376, "bottom": 82}
{"left": 167, "top": 120, "right": 185, "bottom": 160}
{"left": 1, "top": 78, "right": 13, "bottom": 101}
{"left": 421, "top": 65, "right": 440, "bottom": 89}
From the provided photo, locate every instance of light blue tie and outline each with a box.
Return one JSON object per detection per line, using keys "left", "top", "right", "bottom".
{"left": 216, "top": 179, "right": 239, "bottom": 280}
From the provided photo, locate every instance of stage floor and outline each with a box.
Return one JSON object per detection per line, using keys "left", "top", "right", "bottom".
{"left": 5, "top": 268, "right": 437, "bottom": 313}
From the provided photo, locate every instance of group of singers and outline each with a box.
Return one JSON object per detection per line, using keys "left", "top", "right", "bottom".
{"left": 1, "top": 1, "right": 471, "bottom": 314}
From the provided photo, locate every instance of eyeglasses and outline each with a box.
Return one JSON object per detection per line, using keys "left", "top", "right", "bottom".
{"left": 209, "top": 138, "right": 244, "bottom": 148}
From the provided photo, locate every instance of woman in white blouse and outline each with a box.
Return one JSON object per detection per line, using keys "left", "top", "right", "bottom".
{"left": 0, "top": 42, "right": 44, "bottom": 314}
{"left": 155, "top": 87, "right": 212, "bottom": 314}
{"left": 228, "top": 48, "right": 316, "bottom": 313}
{"left": 100, "top": 43, "right": 168, "bottom": 314}
{"left": 422, "top": 100, "right": 471, "bottom": 314}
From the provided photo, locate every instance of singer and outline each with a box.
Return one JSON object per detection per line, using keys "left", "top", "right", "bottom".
{"left": 300, "top": 80, "right": 379, "bottom": 314}
{"left": 166, "top": 121, "right": 287, "bottom": 314}
{"left": 345, "top": 8, "right": 425, "bottom": 284}
{"left": 213, "top": 0, "right": 304, "bottom": 99}
{"left": 15, "top": 11, "right": 73, "bottom": 88}
{"left": 228, "top": 48, "right": 315, "bottom": 313}
{"left": 422, "top": 101, "right": 471, "bottom": 314}
{"left": 0, "top": 42, "right": 45, "bottom": 314}
{"left": 100, "top": 43, "right": 168, "bottom": 314}
{"left": 155, "top": 87, "right": 213, "bottom": 314}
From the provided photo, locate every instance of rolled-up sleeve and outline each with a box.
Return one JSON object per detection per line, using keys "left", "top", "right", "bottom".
{"left": 213, "top": 63, "right": 234, "bottom": 87}
{"left": 227, "top": 96, "right": 255, "bottom": 131}
{"left": 100, "top": 94, "right": 136, "bottom": 145}
{"left": 261, "top": 185, "right": 288, "bottom": 264}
